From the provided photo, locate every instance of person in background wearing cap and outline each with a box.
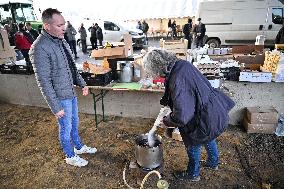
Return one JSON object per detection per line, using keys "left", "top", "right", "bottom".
{"left": 194, "top": 18, "right": 206, "bottom": 48}
{"left": 143, "top": 49, "right": 235, "bottom": 182}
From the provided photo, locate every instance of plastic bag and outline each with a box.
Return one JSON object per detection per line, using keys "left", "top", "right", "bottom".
{"left": 275, "top": 113, "right": 284, "bottom": 136}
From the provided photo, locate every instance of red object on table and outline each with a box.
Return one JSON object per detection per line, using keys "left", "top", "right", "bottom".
{"left": 153, "top": 77, "right": 165, "bottom": 84}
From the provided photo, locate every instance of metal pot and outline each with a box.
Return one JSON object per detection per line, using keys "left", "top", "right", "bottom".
{"left": 117, "top": 61, "right": 133, "bottom": 83}
{"left": 135, "top": 134, "right": 163, "bottom": 169}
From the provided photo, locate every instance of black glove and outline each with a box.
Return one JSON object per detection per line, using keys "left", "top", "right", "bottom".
{"left": 163, "top": 114, "right": 176, "bottom": 128}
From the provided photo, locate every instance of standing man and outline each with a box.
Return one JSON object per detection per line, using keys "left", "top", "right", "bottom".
{"left": 25, "top": 22, "right": 39, "bottom": 40}
{"left": 78, "top": 23, "right": 87, "bottom": 54}
{"left": 89, "top": 23, "right": 97, "bottom": 50}
{"left": 142, "top": 20, "right": 149, "bottom": 45}
{"left": 65, "top": 21, "right": 78, "bottom": 58}
{"left": 275, "top": 21, "right": 284, "bottom": 44}
{"left": 29, "top": 8, "right": 97, "bottom": 167}
{"left": 136, "top": 21, "right": 142, "bottom": 30}
{"left": 95, "top": 23, "right": 103, "bottom": 47}
{"left": 171, "top": 20, "right": 177, "bottom": 39}
{"left": 15, "top": 23, "right": 34, "bottom": 73}
{"left": 183, "top": 18, "right": 193, "bottom": 49}
{"left": 194, "top": 18, "right": 206, "bottom": 48}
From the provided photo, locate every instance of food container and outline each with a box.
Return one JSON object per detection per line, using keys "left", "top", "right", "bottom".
{"left": 117, "top": 61, "right": 133, "bottom": 83}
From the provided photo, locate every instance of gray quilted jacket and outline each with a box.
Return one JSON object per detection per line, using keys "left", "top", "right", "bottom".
{"left": 29, "top": 30, "right": 86, "bottom": 114}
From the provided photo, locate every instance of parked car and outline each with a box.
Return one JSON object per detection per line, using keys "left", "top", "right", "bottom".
{"left": 75, "top": 19, "right": 145, "bottom": 49}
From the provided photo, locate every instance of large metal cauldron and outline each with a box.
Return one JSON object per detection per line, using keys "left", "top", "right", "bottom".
{"left": 135, "top": 134, "right": 163, "bottom": 170}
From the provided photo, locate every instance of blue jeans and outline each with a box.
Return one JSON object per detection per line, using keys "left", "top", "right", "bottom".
{"left": 58, "top": 97, "right": 83, "bottom": 158}
{"left": 186, "top": 139, "right": 219, "bottom": 177}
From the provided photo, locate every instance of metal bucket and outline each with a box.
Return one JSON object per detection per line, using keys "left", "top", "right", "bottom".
{"left": 117, "top": 61, "right": 133, "bottom": 83}
{"left": 135, "top": 134, "right": 163, "bottom": 169}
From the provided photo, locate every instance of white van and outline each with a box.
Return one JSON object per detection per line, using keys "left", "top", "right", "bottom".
{"left": 196, "top": 0, "right": 284, "bottom": 47}
{"left": 75, "top": 19, "right": 145, "bottom": 48}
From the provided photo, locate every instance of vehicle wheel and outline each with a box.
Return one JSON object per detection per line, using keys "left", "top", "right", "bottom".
{"left": 206, "top": 38, "right": 220, "bottom": 48}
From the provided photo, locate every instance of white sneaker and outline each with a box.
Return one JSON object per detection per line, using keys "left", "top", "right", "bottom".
{"left": 65, "top": 155, "right": 88, "bottom": 167}
{"left": 74, "top": 145, "right": 97, "bottom": 154}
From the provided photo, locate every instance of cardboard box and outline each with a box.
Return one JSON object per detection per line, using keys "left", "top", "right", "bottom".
{"left": 243, "top": 117, "right": 277, "bottom": 134}
{"left": 232, "top": 45, "right": 264, "bottom": 54}
{"left": 234, "top": 54, "right": 265, "bottom": 65}
{"left": 0, "top": 29, "right": 11, "bottom": 51}
{"left": 239, "top": 71, "right": 272, "bottom": 82}
{"left": 91, "top": 34, "right": 133, "bottom": 59}
{"left": 246, "top": 106, "right": 279, "bottom": 124}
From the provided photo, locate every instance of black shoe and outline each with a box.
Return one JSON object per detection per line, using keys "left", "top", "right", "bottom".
{"left": 173, "top": 170, "right": 200, "bottom": 181}
{"left": 200, "top": 160, "right": 219, "bottom": 170}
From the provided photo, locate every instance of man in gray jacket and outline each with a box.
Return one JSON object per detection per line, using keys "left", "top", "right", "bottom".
{"left": 29, "top": 8, "right": 97, "bottom": 167}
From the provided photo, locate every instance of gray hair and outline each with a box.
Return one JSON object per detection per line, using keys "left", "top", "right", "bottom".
{"left": 143, "top": 49, "right": 178, "bottom": 77}
{"left": 41, "top": 8, "right": 62, "bottom": 24}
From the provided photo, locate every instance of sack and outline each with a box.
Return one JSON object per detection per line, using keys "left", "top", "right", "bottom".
{"left": 168, "top": 27, "right": 172, "bottom": 32}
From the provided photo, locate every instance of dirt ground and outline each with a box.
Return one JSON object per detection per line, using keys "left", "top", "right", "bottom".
{"left": 0, "top": 102, "right": 283, "bottom": 189}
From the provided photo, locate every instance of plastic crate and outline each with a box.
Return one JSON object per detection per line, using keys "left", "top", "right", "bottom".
{"left": 0, "top": 64, "right": 16, "bottom": 74}
{"left": 14, "top": 65, "right": 34, "bottom": 75}
{"left": 80, "top": 71, "right": 112, "bottom": 86}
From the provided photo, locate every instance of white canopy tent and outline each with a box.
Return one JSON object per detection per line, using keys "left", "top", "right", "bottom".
{"left": 33, "top": 0, "right": 200, "bottom": 21}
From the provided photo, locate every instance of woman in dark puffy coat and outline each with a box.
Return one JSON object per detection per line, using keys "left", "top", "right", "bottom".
{"left": 143, "top": 49, "right": 235, "bottom": 182}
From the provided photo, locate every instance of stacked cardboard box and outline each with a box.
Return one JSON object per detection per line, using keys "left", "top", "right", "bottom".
{"left": 243, "top": 106, "right": 279, "bottom": 134}
{"left": 0, "top": 29, "right": 16, "bottom": 65}
{"left": 91, "top": 34, "right": 133, "bottom": 59}
{"left": 233, "top": 45, "right": 265, "bottom": 71}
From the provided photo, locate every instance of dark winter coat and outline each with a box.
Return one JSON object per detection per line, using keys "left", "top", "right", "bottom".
{"left": 194, "top": 23, "right": 206, "bottom": 38}
{"left": 96, "top": 26, "right": 103, "bottom": 40}
{"left": 183, "top": 23, "right": 192, "bottom": 37}
{"left": 275, "top": 26, "right": 284, "bottom": 44}
{"left": 28, "top": 28, "right": 39, "bottom": 40}
{"left": 162, "top": 60, "right": 235, "bottom": 146}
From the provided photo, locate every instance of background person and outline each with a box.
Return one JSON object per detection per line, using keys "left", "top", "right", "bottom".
{"left": 25, "top": 22, "right": 39, "bottom": 40}
{"left": 275, "top": 21, "right": 284, "bottom": 44}
{"left": 194, "top": 18, "right": 206, "bottom": 48}
{"left": 89, "top": 23, "right": 97, "bottom": 49}
{"left": 95, "top": 23, "right": 103, "bottom": 47}
{"left": 143, "top": 49, "right": 235, "bottom": 182}
{"left": 29, "top": 8, "right": 97, "bottom": 167}
{"left": 171, "top": 20, "right": 177, "bottom": 39}
{"left": 142, "top": 20, "right": 149, "bottom": 45}
{"left": 78, "top": 23, "right": 87, "bottom": 54}
{"left": 15, "top": 23, "right": 34, "bottom": 72}
{"left": 183, "top": 18, "right": 193, "bottom": 49}
{"left": 65, "top": 21, "right": 78, "bottom": 58}
{"left": 167, "top": 19, "right": 172, "bottom": 38}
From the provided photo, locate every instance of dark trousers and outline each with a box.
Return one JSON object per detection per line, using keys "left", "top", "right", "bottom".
{"left": 21, "top": 49, "right": 33, "bottom": 73}
{"left": 68, "top": 40, "right": 77, "bottom": 57}
{"left": 98, "top": 38, "right": 103, "bottom": 47}
{"left": 144, "top": 33, "right": 148, "bottom": 45}
{"left": 90, "top": 37, "right": 97, "bottom": 50}
{"left": 81, "top": 39, "right": 87, "bottom": 53}
{"left": 184, "top": 35, "right": 192, "bottom": 49}
{"left": 196, "top": 37, "right": 204, "bottom": 48}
